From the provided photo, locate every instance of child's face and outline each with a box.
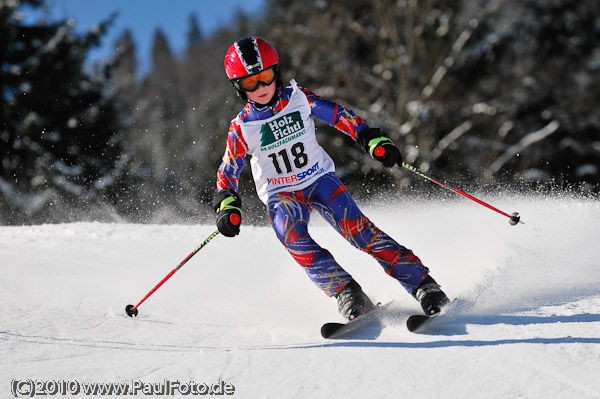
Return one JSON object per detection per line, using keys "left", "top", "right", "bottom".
{"left": 246, "top": 81, "right": 276, "bottom": 105}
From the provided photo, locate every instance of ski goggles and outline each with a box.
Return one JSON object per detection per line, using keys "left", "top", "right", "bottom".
{"left": 236, "top": 67, "right": 276, "bottom": 92}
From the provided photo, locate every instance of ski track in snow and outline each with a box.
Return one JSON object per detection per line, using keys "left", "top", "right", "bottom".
{"left": 1, "top": 195, "right": 600, "bottom": 398}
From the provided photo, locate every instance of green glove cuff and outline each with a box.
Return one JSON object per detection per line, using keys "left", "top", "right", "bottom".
{"left": 367, "top": 137, "right": 393, "bottom": 158}
{"left": 218, "top": 196, "right": 242, "bottom": 215}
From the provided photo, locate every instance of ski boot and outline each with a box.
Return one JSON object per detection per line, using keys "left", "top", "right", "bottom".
{"left": 412, "top": 275, "right": 450, "bottom": 316}
{"left": 335, "top": 279, "right": 375, "bottom": 321}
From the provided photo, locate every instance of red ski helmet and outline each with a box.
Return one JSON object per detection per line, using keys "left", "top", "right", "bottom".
{"left": 224, "top": 36, "right": 281, "bottom": 100}
{"left": 225, "top": 36, "right": 279, "bottom": 79}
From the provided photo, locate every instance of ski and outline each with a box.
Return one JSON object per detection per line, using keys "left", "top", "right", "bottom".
{"left": 322, "top": 300, "right": 457, "bottom": 337}
{"left": 321, "top": 302, "right": 394, "bottom": 339}
{"left": 406, "top": 313, "right": 440, "bottom": 332}
{"left": 406, "top": 299, "right": 457, "bottom": 332}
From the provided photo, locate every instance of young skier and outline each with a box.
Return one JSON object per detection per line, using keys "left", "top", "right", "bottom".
{"left": 214, "top": 36, "right": 449, "bottom": 321}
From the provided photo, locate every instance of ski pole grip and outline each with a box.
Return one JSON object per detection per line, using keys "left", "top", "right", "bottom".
{"left": 374, "top": 146, "right": 385, "bottom": 157}
{"left": 229, "top": 212, "right": 241, "bottom": 226}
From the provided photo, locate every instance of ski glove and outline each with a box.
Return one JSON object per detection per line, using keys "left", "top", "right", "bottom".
{"left": 212, "top": 189, "right": 242, "bottom": 237}
{"left": 356, "top": 128, "right": 402, "bottom": 168}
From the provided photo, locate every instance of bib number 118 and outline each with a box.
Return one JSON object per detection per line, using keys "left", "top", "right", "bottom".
{"left": 268, "top": 142, "right": 308, "bottom": 174}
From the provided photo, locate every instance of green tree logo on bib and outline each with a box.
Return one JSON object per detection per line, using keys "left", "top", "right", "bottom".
{"left": 260, "top": 111, "right": 305, "bottom": 149}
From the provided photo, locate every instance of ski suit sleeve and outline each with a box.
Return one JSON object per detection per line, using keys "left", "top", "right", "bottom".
{"left": 300, "top": 87, "right": 370, "bottom": 140}
{"left": 216, "top": 118, "right": 248, "bottom": 192}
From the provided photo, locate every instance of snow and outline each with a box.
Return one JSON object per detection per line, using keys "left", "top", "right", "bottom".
{"left": 1, "top": 194, "right": 600, "bottom": 398}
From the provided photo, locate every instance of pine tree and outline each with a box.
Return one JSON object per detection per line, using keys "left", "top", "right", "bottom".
{"left": 112, "top": 30, "right": 137, "bottom": 90}
{"left": 186, "top": 12, "right": 202, "bottom": 50}
{"left": 0, "top": 0, "right": 126, "bottom": 223}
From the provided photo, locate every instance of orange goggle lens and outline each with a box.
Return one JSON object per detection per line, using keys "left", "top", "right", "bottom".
{"left": 238, "top": 68, "right": 276, "bottom": 92}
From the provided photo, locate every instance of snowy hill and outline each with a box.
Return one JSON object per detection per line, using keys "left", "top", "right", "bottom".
{"left": 2, "top": 194, "right": 600, "bottom": 398}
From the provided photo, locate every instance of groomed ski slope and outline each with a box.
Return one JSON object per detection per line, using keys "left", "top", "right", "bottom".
{"left": 2, "top": 194, "right": 600, "bottom": 398}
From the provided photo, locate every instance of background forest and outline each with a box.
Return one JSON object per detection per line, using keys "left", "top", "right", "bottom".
{"left": 1, "top": 0, "right": 599, "bottom": 225}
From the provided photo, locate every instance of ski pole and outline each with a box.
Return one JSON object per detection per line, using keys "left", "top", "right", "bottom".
{"left": 400, "top": 162, "right": 522, "bottom": 226}
{"left": 125, "top": 230, "right": 220, "bottom": 317}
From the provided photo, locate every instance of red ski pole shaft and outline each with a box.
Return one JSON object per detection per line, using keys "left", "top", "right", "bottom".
{"left": 130, "top": 269, "right": 177, "bottom": 312}
{"left": 126, "top": 230, "right": 220, "bottom": 316}
{"left": 400, "top": 162, "right": 522, "bottom": 225}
